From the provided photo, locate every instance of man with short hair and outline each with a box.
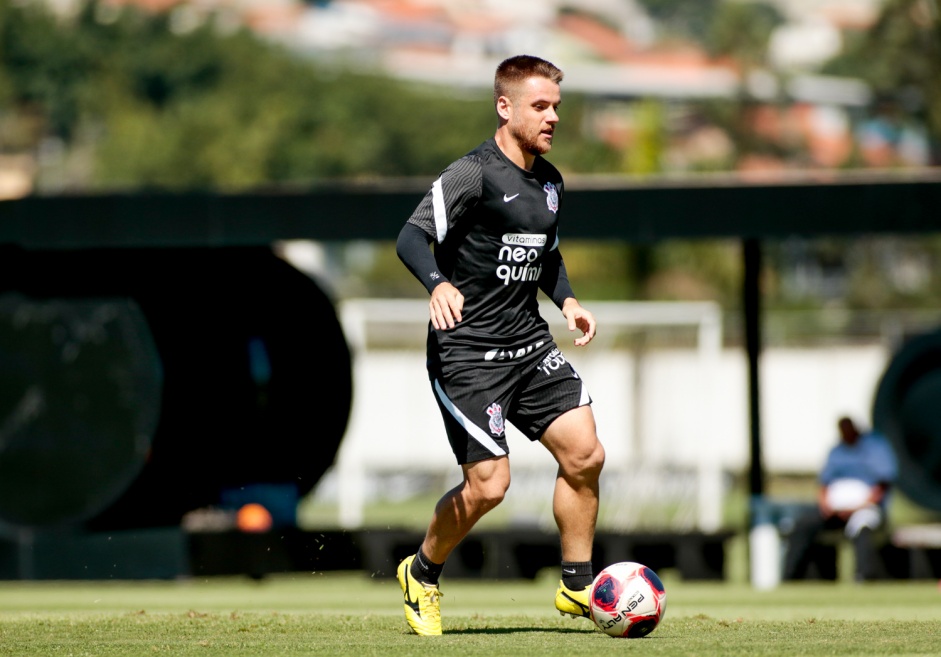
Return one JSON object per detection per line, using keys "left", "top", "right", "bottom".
{"left": 394, "top": 54, "right": 605, "bottom": 635}
{"left": 782, "top": 416, "right": 898, "bottom": 582}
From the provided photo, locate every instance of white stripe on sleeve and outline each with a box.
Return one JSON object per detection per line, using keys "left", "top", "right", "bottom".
{"left": 431, "top": 177, "right": 447, "bottom": 243}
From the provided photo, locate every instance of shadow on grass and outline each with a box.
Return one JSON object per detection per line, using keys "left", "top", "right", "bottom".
{"left": 446, "top": 627, "right": 596, "bottom": 635}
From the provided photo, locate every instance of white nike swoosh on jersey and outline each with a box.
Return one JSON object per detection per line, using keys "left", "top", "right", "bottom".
{"left": 503, "top": 193, "right": 519, "bottom": 202}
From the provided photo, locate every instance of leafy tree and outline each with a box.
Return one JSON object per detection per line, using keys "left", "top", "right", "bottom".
{"left": 623, "top": 99, "right": 666, "bottom": 174}
{"left": 0, "top": 0, "right": 92, "bottom": 140}
{"left": 824, "top": 0, "right": 941, "bottom": 154}
{"left": 636, "top": 0, "right": 722, "bottom": 42}
{"left": 705, "top": 1, "right": 784, "bottom": 67}
{"left": 0, "top": 0, "right": 619, "bottom": 190}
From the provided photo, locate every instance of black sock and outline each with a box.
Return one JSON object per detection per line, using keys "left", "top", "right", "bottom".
{"left": 561, "top": 560, "right": 593, "bottom": 590}
{"left": 410, "top": 548, "right": 444, "bottom": 586}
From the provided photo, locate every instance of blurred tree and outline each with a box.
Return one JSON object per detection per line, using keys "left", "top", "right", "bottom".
{"left": 636, "top": 0, "right": 721, "bottom": 42}
{"left": 0, "top": 0, "right": 90, "bottom": 141}
{"left": 85, "top": 11, "right": 502, "bottom": 187}
{"left": 645, "top": 240, "right": 742, "bottom": 306}
{"left": 824, "top": 0, "right": 941, "bottom": 158}
{"left": 623, "top": 99, "right": 665, "bottom": 174}
{"left": 705, "top": 1, "right": 784, "bottom": 68}
{"left": 0, "top": 0, "right": 618, "bottom": 190}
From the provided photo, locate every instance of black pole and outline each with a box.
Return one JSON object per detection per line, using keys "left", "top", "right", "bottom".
{"left": 743, "top": 238, "right": 764, "bottom": 498}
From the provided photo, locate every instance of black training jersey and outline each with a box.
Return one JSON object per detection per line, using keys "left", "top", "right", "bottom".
{"left": 405, "top": 138, "right": 571, "bottom": 368}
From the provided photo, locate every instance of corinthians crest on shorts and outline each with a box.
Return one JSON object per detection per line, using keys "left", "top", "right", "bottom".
{"left": 487, "top": 402, "right": 505, "bottom": 436}
{"left": 544, "top": 182, "right": 559, "bottom": 213}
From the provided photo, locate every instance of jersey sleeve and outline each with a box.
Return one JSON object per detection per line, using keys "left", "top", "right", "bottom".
{"left": 396, "top": 221, "right": 446, "bottom": 294}
{"left": 405, "top": 154, "right": 482, "bottom": 244}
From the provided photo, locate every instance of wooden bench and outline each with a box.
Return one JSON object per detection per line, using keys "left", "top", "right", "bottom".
{"left": 884, "top": 524, "right": 941, "bottom": 579}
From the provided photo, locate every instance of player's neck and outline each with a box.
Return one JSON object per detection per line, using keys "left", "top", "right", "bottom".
{"left": 494, "top": 130, "right": 535, "bottom": 171}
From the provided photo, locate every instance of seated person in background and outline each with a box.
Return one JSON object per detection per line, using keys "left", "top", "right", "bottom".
{"left": 782, "top": 416, "right": 898, "bottom": 582}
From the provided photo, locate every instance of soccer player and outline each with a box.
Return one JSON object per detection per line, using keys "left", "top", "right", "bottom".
{"left": 394, "top": 54, "right": 606, "bottom": 636}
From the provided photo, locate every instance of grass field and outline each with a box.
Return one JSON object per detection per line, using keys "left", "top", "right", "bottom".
{"left": 1, "top": 569, "right": 940, "bottom": 656}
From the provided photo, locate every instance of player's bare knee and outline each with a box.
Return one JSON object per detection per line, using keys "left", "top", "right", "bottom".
{"left": 473, "top": 482, "right": 508, "bottom": 511}
{"left": 467, "top": 473, "right": 509, "bottom": 510}
{"left": 582, "top": 439, "right": 605, "bottom": 478}
{"left": 564, "top": 439, "right": 604, "bottom": 481}
{"left": 590, "top": 439, "right": 605, "bottom": 474}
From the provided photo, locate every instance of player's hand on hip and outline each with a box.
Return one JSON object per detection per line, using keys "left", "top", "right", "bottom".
{"left": 430, "top": 282, "right": 464, "bottom": 330}
{"left": 562, "top": 298, "right": 596, "bottom": 346}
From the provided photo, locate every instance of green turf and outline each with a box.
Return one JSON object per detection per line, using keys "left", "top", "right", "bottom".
{"left": 1, "top": 571, "right": 940, "bottom": 656}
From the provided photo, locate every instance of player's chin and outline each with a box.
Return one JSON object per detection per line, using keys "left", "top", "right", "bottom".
{"left": 537, "top": 135, "right": 553, "bottom": 153}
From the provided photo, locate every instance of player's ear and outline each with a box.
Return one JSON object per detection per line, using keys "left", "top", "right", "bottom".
{"left": 496, "top": 95, "right": 512, "bottom": 121}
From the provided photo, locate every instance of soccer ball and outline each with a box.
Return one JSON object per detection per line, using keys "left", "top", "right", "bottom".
{"left": 588, "top": 561, "right": 667, "bottom": 638}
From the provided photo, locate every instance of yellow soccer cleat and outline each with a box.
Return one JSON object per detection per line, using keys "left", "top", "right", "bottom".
{"left": 555, "top": 580, "right": 591, "bottom": 619}
{"left": 397, "top": 555, "right": 443, "bottom": 636}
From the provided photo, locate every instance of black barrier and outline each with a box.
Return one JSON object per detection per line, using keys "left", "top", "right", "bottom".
{"left": 0, "top": 246, "right": 351, "bottom": 531}
{"left": 0, "top": 295, "right": 160, "bottom": 527}
{"left": 873, "top": 329, "right": 941, "bottom": 513}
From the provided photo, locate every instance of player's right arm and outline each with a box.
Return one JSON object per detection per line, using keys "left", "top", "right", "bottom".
{"left": 429, "top": 281, "right": 464, "bottom": 330}
{"left": 396, "top": 153, "right": 481, "bottom": 329}
{"left": 396, "top": 223, "right": 464, "bottom": 329}
{"left": 396, "top": 221, "right": 445, "bottom": 295}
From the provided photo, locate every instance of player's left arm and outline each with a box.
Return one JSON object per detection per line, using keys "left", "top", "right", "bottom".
{"left": 539, "top": 237, "right": 596, "bottom": 346}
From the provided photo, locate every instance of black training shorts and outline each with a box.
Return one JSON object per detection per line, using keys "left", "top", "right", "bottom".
{"left": 430, "top": 344, "right": 592, "bottom": 465}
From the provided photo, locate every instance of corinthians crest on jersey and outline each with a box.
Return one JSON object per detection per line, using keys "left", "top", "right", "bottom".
{"left": 544, "top": 182, "right": 559, "bottom": 213}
